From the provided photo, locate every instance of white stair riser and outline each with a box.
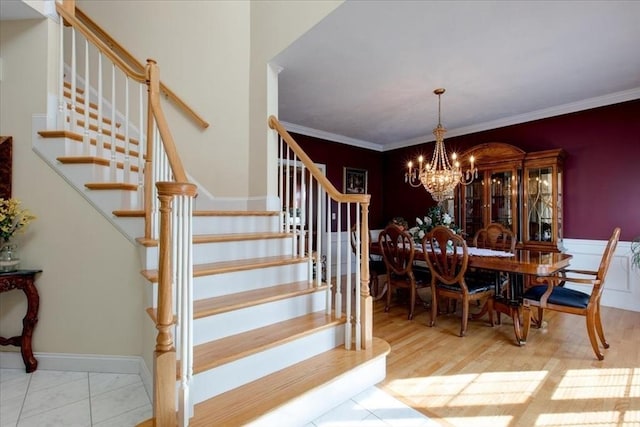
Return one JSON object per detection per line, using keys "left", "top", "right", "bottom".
{"left": 143, "top": 238, "right": 295, "bottom": 266}
{"left": 82, "top": 187, "right": 141, "bottom": 211}
{"left": 193, "top": 216, "right": 280, "bottom": 235}
{"left": 191, "top": 325, "right": 345, "bottom": 403}
{"left": 192, "top": 263, "right": 310, "bottom": 300}
{"left": 193, "top": 292, "right": 327, "bottom": 345}
{"left": 249, "top": 356, "right": 386, "bottom": 427}
{"left": 56, "top": 163, "right": 140, "bottom": 185}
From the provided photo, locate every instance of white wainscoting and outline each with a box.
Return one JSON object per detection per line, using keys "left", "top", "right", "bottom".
{"left": 563, "top": 238, "right": 640, "bottom": 312}
{"left": 325, "top": 232, "right": 640, "bottom": 313}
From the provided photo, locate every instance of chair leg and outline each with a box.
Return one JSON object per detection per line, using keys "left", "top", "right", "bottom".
{"left": 370, "top": 272, "right": 379, "bottom": 298}
{"left": 408, "top": 284, "right": 416, "bottom": 320}
{"left": 594, "top": 305, "right": 610, "bottom": 349}
{"left": 522, "top": 305, "right": 532, "bottom": 343}
{"left": 536, "top": 307, "right": 545, "bottom": 328}
{"left": 487, "top": 297, "right": 494, "bottom": 327}
{"left": 429, "top": 286, "right": 437, "bottom": 327}
{"left": 460, "top": 298, "right": 468, "bottom": 337}
{"left": 384, "top": 283, "right": 392, "bottom": 313}
{"left": 586, "top": 310, "right": 605, "bottom": 360}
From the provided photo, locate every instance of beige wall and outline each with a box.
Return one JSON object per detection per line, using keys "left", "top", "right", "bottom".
{"left": 0, "top": 18, "right": 145, "bottom": 356}
{"left": 249, "top": 0, "right": 344, "bottom": 197}
{"left": 77, "top": 0, "right": 252, "bottom": 198}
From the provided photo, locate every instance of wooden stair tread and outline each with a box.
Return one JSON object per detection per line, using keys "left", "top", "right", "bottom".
{"left": 39, "top": 130, "right": 141, "bottom": 158}
{"left": 116, "top": 210, "right": 145, "bottom": 218}
{"left": 133, "top": 230, "right": 291, "bottom": 247}
{"left": 57, "top": 156, "right": 140, "bottom": 173}
{"left": 193, "top": 210, "right": 279, "bottom": 216}
{"left": 190, "top": 337, "right": 390, "bottom": 426}
{"left": 85, "top": 182, "right": 138, "bottom": 191}
{"left": 193, "top": 310, "right": 342, "bottom": 374}
{"left": 38, "top": 129, "right": 83, "bottom": 142}
{"left": 193, "top": 231, "right": 291, "bottom": 243}
{"left": 194, "top": 280, "right": 327, "bottom": 318}
{"left": 141, "top": 255, "right": 309, "bottom": 282}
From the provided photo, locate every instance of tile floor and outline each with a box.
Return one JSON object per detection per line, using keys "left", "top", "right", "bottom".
{"left": 0, "top": 368, "right": 436, "bottom": 427}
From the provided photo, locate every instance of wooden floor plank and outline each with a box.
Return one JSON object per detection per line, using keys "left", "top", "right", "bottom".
{"left": 374, "top": 297, "right": 640, "bottom": 427}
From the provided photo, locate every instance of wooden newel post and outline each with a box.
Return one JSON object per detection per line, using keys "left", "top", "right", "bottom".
{"left": 154, "top": 186, "right": 177, "bottom": 427}
{"left": 153, "top": 181, "right": 197, "bottom": 427}
{"left": 360, "top": 202, "right": 373, "bottom": 349}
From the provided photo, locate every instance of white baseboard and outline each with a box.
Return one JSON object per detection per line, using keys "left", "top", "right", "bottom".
{"left": 0, "top": 350, "right": 149, "bottom": 376}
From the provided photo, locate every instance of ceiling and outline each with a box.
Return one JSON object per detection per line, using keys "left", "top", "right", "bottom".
{"left": 273, "top": 0, "right": 640, "bottom": 152}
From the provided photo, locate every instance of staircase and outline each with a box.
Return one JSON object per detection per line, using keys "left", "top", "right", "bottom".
{"left": 32, "top": 2, "right": 389, "bottom": 425}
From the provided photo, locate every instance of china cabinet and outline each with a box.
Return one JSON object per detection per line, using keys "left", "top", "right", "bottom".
{"left": 454, "top": 143, "right": 565, "bottom": 252}
{"left": 523, "top": 149, "right": 565, "bottom": 251}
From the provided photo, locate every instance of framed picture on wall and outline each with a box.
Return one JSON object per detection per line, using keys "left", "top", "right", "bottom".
{"left": 343, "top": 167, "right": 368, "bottom": 194}
{"left": 0, "top": 136, "right": 12, "bottom": 199}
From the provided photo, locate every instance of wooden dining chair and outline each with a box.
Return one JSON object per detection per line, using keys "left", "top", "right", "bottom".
{"left": 378, "top": 224, "right": 424, "bottom": 320}
{"left": 350, "top": 224, "right": 386, "bottom": 298}
{"left": 472, "top": 223, "right": 517, "bottom": 252}
{"left": 422, "top": 225, "right": 495, "bottom": 337}
{"left": 471, "top": 223, "right": 516, "bottom": 322}
{"left": 521, "top": 227, "right": 621, "bottom": 360}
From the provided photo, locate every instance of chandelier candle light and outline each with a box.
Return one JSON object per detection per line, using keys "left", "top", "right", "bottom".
{"left": 405, "top": 88, "right": 478, "bottom": 202}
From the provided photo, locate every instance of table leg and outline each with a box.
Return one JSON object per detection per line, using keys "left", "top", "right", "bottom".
{"left": 21, "top": 280, "right": 39, "bottom": 372}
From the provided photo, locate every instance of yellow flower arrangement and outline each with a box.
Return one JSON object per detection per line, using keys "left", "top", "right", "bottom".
{"left": 0, "top": 198, "right": 36, "bottom": 243}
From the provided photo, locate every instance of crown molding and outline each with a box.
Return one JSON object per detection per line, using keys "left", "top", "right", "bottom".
{"left": 280, "top": 88, "right": 640, "bottom": 153}
{"left": 279, "top": 121, "right": 384, "bottom": 152}
{"left": 385, "top": 87, "right": 640, "bottom": 151}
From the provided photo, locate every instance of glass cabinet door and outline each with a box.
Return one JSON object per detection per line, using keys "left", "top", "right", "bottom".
{"left": 489, "top": 170, "right": 517, "bottom": 230}
{"left": 523, "top": 148, "right": 564, "bottom": 252}
{"left": 463, "top": 171, "right": 485, "bottom": 240}
{"left": 526, "top": 167, "right": 554, "bottom": 243}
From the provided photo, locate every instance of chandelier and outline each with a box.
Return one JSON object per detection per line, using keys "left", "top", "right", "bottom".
{"left": 405, "top": 88, "right": 477, "bottom": 202}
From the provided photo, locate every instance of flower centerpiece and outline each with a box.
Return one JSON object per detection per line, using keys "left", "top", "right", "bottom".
{"left": 408, "top": 205, "right": 462, "bottom": 243}
{"left": 0, "top": 198, "right": 36, "bottom": 272}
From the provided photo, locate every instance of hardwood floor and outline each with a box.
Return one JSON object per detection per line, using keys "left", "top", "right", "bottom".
{"left": 373, "top": 296, "right": 640, "bottom": 427}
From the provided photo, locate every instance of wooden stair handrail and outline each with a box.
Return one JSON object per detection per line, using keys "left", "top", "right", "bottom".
{"left": 147, "top": 60, "right": 188, "bottom": 183}
{"left": 57, "top": 2, "right": 209, "bottom": 129}
{"left": 56, "top": 2, "right": 145, "bottom": 84}
{"left": 269, "top": 116, "right": 370, "bottom": 205}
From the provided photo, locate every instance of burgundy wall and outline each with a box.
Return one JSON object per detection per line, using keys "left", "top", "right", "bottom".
{"left": 291, "top": 99, "right": 640, "bottom": 241}
{"left": 292, "top": 134, "right": 385, "bottom": 231}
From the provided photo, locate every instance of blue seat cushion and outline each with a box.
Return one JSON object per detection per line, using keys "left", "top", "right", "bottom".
{"left": 523, "top": 285, "right": 590, "bottom": 309}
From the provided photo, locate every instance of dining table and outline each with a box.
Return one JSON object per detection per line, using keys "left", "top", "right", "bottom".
{"left": 370, "top": 241, "right": 573, "bottom": 344}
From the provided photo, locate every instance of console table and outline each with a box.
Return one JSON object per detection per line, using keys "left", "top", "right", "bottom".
{"left": 0, "top": 269, "right": 42, "bottom": 372}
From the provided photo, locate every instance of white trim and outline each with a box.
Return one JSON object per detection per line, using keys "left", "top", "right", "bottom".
{"left": 280, "top": 121, "right": 384, "bottom": 152}
{"left": 0, "top": 351, "right": 143, "bottom": 373}
{"left": 283, "top": 88, "right": 640, "bottom": 152}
